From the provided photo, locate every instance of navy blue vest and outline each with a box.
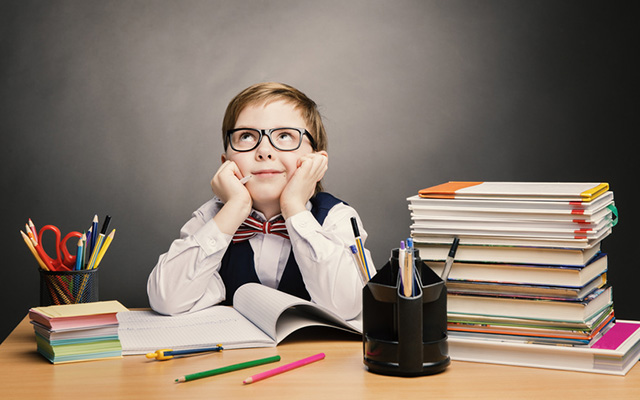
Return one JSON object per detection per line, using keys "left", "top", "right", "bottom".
{"left": 218, "top": 192, "right": 344, "bottom": 305}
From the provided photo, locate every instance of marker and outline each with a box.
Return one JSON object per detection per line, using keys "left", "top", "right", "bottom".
{"left": 243, "top": 353, "right": 325, "bottom": 384}
{"left": 440, "top": 237, "right": 460, "bottom": 281}
{"left": 100, "top": 215, "right": 111, "bottom": 235}
{"left": 175, "top": 355, "right": 281, "bottom": 383}
{"left": 240, "top": 175, "right": 252, "bottom": 184}
{"left": 146, "top": 345, "right": 223, "bottom": 361}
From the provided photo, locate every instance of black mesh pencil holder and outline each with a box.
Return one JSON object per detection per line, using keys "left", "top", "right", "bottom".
{"left": 362, "top": 248, "right": 450, "bottom": 376}
{"left": 39, "top": 269, "right": 99, "bottom": 306}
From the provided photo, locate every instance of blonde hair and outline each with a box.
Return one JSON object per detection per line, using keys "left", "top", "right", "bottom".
{"left": 222, "top": 82, "right": 328, "bottom": 193}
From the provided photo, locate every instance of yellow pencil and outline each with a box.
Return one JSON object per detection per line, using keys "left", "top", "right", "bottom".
{"left": 87, "top": 233, "right": 105, "bottom": 270}
{"left": 94, "top": 229, "right": 115, "bottom": 269}
{"left": 20, "top": 230, "right": 48, "bottom": 271}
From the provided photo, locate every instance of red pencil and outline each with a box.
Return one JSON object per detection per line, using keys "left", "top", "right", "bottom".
{"left": 243, "top": 353, "right": 325, "bottom": 384}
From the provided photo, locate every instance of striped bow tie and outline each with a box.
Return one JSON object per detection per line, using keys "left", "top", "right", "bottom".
{"left": 232, "top": 216, "right": 289, "bottom": 243}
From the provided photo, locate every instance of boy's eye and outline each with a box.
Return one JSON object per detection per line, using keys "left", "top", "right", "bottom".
{"left": 238, "top": 131, "right": 258, "bottom": 142}
{"left": 273, "top": 129, "right": 297, "bottom": 142}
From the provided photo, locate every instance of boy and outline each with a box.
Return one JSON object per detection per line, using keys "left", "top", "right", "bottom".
{"left": 147, "top": 82, "right": 373, "bottom": 320}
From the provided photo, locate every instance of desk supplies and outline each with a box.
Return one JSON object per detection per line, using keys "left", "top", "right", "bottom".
{"left": 117, "top": 283, "right": 361, "bottom": 355}
{"left": 243, "top": 352, "right": 325, "bottom": 384}
{"left": 407, "top": 181, "right": 633, "bottom": 373}
{"left": 146, "top": 344, "right": 223, "bottom": 361}
{"left": 440, "top": 237, "right": 460, "bottom": 281}
{"left": 350, "top": 217, "right": 371, "bottom": 280}
{"left": 362, "top": 248, "right": 449, "bottom": 376}
{"left": 175, "top": 355, "right": 281, "bottom": 383}
{"left": 21, "top": 216, "right": 116, "bottom": 305}
{"left": 28, "top": 300, "right": 128, "bottom": 364}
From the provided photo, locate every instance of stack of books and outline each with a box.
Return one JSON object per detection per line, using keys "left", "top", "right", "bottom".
{"left": 28, "top": 300, "right": 128, "bottom": 364}
{"left": 408, "top": 181, "right": 640, "bottom": 375}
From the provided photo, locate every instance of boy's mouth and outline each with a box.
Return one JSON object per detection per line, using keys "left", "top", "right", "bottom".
{"left": 253, "top": 169, "right": 284, "bottom": 177}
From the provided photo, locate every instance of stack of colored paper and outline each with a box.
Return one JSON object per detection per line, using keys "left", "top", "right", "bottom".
{"left": 28, "top": 300, "right": 128, "bottom": 364}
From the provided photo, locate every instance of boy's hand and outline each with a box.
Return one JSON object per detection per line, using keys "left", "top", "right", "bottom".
{"left": 280, "top": 152, "right": 328, "bottom": 220}
{"left": 210, "top": 161, "right": 253, "bottom": 234}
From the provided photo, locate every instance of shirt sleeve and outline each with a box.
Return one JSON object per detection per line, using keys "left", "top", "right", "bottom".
{"left": 146, "top": 199, "right": 232, "bottom": 315}
{"left": 286, "top": 203, "right": 376, "bottom": 320}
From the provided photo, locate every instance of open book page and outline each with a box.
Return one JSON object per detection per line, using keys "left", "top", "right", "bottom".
{"left": 117, "top": 306, "right": 274, "bottom": 355}
{"left": 233, "top": 283, "right": 362, "bottom": 343}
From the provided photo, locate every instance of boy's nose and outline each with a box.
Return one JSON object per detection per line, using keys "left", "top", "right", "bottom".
{"left": 255, "top": 137, "right": 274, "bottom": 159}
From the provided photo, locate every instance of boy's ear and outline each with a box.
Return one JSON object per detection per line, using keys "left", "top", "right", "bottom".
{"left": 221, "top": 153, "right": 227, "bottom": 163}
{"left": 317, "top": 150, "right": 328, "bottom": 159}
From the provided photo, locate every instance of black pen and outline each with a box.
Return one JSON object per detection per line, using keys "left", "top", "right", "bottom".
{"left": 440, "top": 237, "right": 460, "bottom": 281}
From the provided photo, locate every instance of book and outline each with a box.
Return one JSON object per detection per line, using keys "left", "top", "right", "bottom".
{"left": 34, "top": 334, "right": 122, "bottom": 364}
{"left": 117, "top": 283, "right": 362, "bottom": 355}
{"left": 29, "top": 300, "right": 128, "bottom": 330}
{"left": 447, "top": 320, "right": 640, "bottom": 375}
{"left": 418, "top": 181, "right": 610, "bottom": 202}
{"left": 426, "top": 253, "right": 608, "bottom": 289}
{"left": 416, "top": 242, "right": 601, "bottom": 266}
{"left": 447, "top": 286, "right": 613, "bottom": 323}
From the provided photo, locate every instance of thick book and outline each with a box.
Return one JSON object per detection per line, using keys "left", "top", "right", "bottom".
{"left": 418, "top": 181, "right": 610, "bottom": 202}
{"left": 447, "top": 320, "right": 640, "bottom": 375}
{"left": 447, "top": 286, "right": 613, "bottom": 323}
{"left": 117, "top": 283, "right": 362, "bottom": 355}
{"left": 416, "top": 242, "right": 601, "bottom": 266}
{"left": 426, "top": 253, "right": 608, "bottom": 289}
{"left": 29, "top": 300, "right": 128, "bottom": 330}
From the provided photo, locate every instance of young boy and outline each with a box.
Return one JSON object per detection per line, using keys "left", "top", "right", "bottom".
{"left": 147, "top": 82, "right": 373, "bottom": 320}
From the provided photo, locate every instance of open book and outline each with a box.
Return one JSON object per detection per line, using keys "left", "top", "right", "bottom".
{"left": 117, "top": 283, "right": 362, "bottom": 355}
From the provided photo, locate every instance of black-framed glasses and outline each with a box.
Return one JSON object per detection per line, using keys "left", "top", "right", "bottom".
{"left": 226, "top": 127, "right": 317, "bottom": 152}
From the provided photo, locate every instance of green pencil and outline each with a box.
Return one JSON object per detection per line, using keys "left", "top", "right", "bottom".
{"left": 175, "top": 355, "right": 281, "bottom": 383}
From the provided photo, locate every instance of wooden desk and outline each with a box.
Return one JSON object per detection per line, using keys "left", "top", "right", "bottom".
{"left": 1, "top": 315, "right": 639, "bottom": 399}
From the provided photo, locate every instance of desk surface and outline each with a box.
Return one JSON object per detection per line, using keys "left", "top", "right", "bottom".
{"left": 2, "top": 315, "right": 640, "bottom": 399}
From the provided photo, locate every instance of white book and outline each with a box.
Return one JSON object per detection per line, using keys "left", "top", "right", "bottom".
{"left": 117, "top": 283, "right": 361, "bottom": 355}
{"left": 416, "top": 241, "right": 602, "bottom": 265}
{"left": 447, "top": 320, "right": 640, "bottom": 375}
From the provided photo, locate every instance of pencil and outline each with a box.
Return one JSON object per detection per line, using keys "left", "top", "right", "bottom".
{"left": 28, "top": 219, "right": 38, "bottom": 244}
{"left": 94, "top": 229, "right": 115, "bottom": 269}
{"left": 146, "top": 345, "right": 223, "bottom": 361}
{"left": 20, "top": 230, "right": 48, "bottom": 271}
{"left": 243, "top": 353, "right": 325, "bottom": 384}
{"left": 87, "top": 232, "right": 105, "bottom": 270}
{"left": 350, "top": 217, "right": 371, "bottom": 279}
{"left": 175, "top": 355, "right": 281, "bottom": 383}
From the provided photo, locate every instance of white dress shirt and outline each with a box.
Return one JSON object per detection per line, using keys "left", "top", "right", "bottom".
{"left": 147, "top": 197, "right": 375, "bottom": 320}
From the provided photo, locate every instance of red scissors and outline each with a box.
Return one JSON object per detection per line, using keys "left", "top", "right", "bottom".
{"left": 37, "top": 225, "right": 83, "bottom": 271}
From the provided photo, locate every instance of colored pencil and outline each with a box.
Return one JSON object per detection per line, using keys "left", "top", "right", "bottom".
{"left": 20, "top": 230, "right": 48, "bottom": 271}
{"left": 75, "top": 236, "right": 84, "bottom": 271}
{"left": 243, "top": 353, "right": 325, "bottom": 384}
{"left": 175, "top": 355, "right": 281, "bottom": 383}
{"left": 87, "top": 232, "right": 105, "bottom": 270}
{"left": 94, "top": 229, "right": 115, "bottom": 269}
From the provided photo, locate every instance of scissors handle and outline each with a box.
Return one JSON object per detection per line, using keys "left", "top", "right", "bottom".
{"left": 60, "top": 231, "right": 83, "bottom": 268}
{"left": 38, "top": 225, "right": 82, "bottom": 271}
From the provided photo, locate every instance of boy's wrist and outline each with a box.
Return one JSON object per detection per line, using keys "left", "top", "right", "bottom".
{"left": 281, "top": 200, "right": 307, "bottom": 220}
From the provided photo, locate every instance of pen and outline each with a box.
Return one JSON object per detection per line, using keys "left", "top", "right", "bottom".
{"left": 440, "top": 237, "right": 460, "bottom": 282}
{"left": 350, "top": 217, "right": 371, "bottom": 279}
{"left": 243, "top": 353, "right": 325, "bottom": 384}
{"left": 350, "top": 245, "right": 368, "bottom": 283}
{"left": 175, "top": 355, "right": 281, "bottom": 383}
{"left": 403, "top": 239, "right": 413, "bottom": 297}
{"left": 146, "top": 344, "right": 223, "bottom": 361}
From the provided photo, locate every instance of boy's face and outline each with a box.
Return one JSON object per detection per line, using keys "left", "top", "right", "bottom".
{"left": 222, "top": 99, "right": 317, "bottom": 213}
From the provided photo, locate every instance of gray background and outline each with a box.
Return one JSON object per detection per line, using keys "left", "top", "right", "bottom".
{"left": 1, "top": 0, "right": 637, "bottom": 343}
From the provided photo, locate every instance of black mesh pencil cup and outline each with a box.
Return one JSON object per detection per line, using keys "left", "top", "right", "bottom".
{"left": 39, "top": 268, "right": 99, "bottom": 306}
